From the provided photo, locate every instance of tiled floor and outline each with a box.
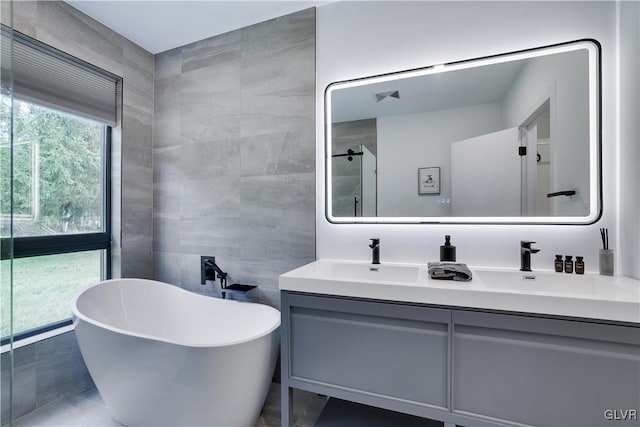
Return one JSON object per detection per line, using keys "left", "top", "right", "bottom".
{"left": 11, "top": 383, "right": 328, "bottom": 427}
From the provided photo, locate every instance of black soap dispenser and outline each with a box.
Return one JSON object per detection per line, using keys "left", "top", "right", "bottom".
{"left": 440, "top": 235, "right": 456, "bottom": 262}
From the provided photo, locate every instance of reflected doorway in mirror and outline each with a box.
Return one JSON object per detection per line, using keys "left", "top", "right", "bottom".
{"left": 418, "top": 167, "right": 440, "bottom": 195}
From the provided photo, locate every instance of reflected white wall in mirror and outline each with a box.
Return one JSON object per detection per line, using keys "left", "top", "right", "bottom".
{"left": 326, "top": 40, "right": 600, "bottom": 224}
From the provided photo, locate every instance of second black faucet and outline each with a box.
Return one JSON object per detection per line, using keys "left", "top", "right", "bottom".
{"left": 369, "top": 238, "right": 380, "bottom": 264}
{"left": 520, "top": 241, "right": 540, "bottom": 272}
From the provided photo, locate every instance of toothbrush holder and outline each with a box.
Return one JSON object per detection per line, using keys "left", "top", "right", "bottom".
{"left": 599, "top": 249, "right": 614, "bottom": 276}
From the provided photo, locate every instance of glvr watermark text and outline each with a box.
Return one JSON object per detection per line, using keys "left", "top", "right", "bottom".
{"left": 604, "top": 409, "right": 638, "bottom": 421}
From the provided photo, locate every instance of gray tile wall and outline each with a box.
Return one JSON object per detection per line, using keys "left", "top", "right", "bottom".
{"left": 1, "top": 332, "right": 93, "bottom": 423}
{"left": 153, "top": 8, "right": 316, "bottom": 307}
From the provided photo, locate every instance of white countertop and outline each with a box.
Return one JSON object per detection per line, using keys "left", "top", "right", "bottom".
{"left": 279, "top": 259, "right": 640, "bottom": 324}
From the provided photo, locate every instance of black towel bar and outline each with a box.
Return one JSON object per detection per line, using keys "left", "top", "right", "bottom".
{"left": 546, "top": 190, "right": 576, "bottom": 198}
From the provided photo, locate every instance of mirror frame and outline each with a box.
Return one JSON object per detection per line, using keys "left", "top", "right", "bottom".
{"left": 325, "top": 39, "right": 601, "bottom": 225}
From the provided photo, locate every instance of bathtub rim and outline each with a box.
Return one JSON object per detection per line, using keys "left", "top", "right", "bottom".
{"left": 71, "top": 278, "right": 280, "bottom": 348}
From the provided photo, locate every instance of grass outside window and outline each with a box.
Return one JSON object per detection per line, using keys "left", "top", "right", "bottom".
{"left": 1, "top": 250, "right": 103, "bottom": 338}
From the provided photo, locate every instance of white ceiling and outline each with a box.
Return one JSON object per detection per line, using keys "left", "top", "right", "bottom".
{"left": 65, "top": 1, "right": 328, "bottom": 54}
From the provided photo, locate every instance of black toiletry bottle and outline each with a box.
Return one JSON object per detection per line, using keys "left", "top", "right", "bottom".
{"left": 575, "top": 256, "right": 585, "bottom": 274}
{"left": 564, "top": 255, "right": 574, "bottom": 273}
{"left": 554, "top": 255, "right": 564, "bottom": 272}
{"left": 440, "top": 235, "right": 456, "bottom": 262}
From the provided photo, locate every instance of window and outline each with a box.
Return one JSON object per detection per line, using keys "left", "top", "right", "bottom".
{"left": 2, "top": 100, "right": 108, "bottom": 237}
{"left": 1, "top": 27, "right": 118, "bottom": 342}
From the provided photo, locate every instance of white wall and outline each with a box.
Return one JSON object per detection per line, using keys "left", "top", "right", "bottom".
{"left": 618, "top": 1, "right": 640, "bottom": 279}
{"left": 377, "top": 103, "right": 502, "bottom": 217}
{"left": 316, "top": 1, "right": 634, "bottom": 274}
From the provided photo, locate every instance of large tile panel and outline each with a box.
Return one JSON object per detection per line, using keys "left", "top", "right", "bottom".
{"left": 8, "top": 1, "right": 37, "bottom": 38}
{"left": 1, "top": 345, "right": 37, "bottom": 422}
{"left": 153, "top": 145, "right": 182, "bottom": 178}
{"left": 34, "top": 333, "right": 93, "bottom": 408}
{"left": 181, "top": 29, "right": 241, "bottom": 73}
{"left": 239, "top": 173, "right": 315, "bottom": 290}
{"left": 181, "top": 64, "right": 242, "bottom": 144}
{"left": 155, "top": 47, "right": 182, "bottom": 80}
{"left": 153, "top": 172, "right": 182, "bottom": 220}
{"left": 153, "top": 76, "right": 181, "bottom": 149}
{"left": 152, "top": 250, "right": 182, "bottom": 286}
{"left": 179, "top": 216, "right": 242, "bottom": 258}
{"left": 241, "top": 8, "right": 315, "bottom": 57}
{"left": 240, "top": 39, "right": 315, "bottom": 97}
{"left": 121, "top": 163, "right": 152, "bottom": 219}
{"left": 240, "top": 85, "right": 315, "bottom": 138}
{"left": 153, "top": 217, "right": 181, "bottom": 253}
{"left": 179, "top": 137, "right": 241, "bottom": 181}
{"left": 180, "top": 176, "right": 241, "bottom": 220}
{"left": 34, "top": 2, "right": 124, "bottom": 76}
{"left": 122, "top": 107, "right": 153, "bottom": 168}
{"left": 240, "top": 128, "right": 315, "bottom": 177}
{"left": 121, "top": 217, "right": 153, "bottom": 279}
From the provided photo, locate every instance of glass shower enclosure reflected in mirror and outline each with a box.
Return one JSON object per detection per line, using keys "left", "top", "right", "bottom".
{"left": 331, "top": 119, "right": 377, "bottom": 217}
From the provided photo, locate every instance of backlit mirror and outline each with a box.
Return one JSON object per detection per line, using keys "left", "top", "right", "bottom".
{"left": 326, "top": 40, "right": 601, "bottom": 224}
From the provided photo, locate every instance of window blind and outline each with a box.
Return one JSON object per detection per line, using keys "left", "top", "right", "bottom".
{"left": 1, "top": 26, "right": 119, "bottom": 126}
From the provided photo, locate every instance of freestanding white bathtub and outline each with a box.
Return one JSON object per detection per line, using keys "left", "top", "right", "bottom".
{"left": 71, "top": 278, "right": 280, "bottom": 427}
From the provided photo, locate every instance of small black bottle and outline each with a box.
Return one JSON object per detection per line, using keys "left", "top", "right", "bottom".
{"left": 564, "top": 255, "right": 574, "bottom": 274}
{"left": 440, "top": 235, "right": 456, "bottom": 262}
{"left": 575, "top": 256, "right": 585, "bottom": 274}
{"left": 554, "top": 255, "right": 564, "bottom": 273}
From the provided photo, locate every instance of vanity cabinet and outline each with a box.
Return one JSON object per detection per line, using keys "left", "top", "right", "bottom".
{"left": 287, "top": 293, "right": 449, "bottom": 409}
{"left": 452, "top": 311, "right": 640, "bottom": 426}
{"left": 281, "top": 291, "right": 640, "bottom": 427}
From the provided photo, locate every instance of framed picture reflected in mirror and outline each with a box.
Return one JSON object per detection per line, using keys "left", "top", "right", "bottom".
{"left": 418, "top": 167, "right": 440, "bottom": 195}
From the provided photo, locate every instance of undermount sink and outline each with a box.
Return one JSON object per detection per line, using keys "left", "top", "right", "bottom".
{"left": 475, "top": 270, "right": 596, "bottom": 295}
{"left": 474, "top": 269, "right": 640, "bottom": 302}
{"left": 331, "top": 262, "right": 419, "bottom": 284}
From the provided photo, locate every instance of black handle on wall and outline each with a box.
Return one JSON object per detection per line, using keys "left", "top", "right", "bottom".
{"left": 546, "top": 190, "right": 576, "bottom": 198}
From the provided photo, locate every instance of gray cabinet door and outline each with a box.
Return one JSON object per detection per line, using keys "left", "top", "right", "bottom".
{"left": 452, "top": 310, "right": 640, "bottom": 426}
{"left": 287, "top": 294, "right": 450, "bottom": 409}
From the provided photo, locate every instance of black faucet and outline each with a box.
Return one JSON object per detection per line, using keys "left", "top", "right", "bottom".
{"left": 201, "top": 256, "right": 228, "bottom": 288}
{"left": 369, "top": 238, "right": 380, "bottom": 265}
{"left": 520, "top": 241, "right": 540, "bottom": 272}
